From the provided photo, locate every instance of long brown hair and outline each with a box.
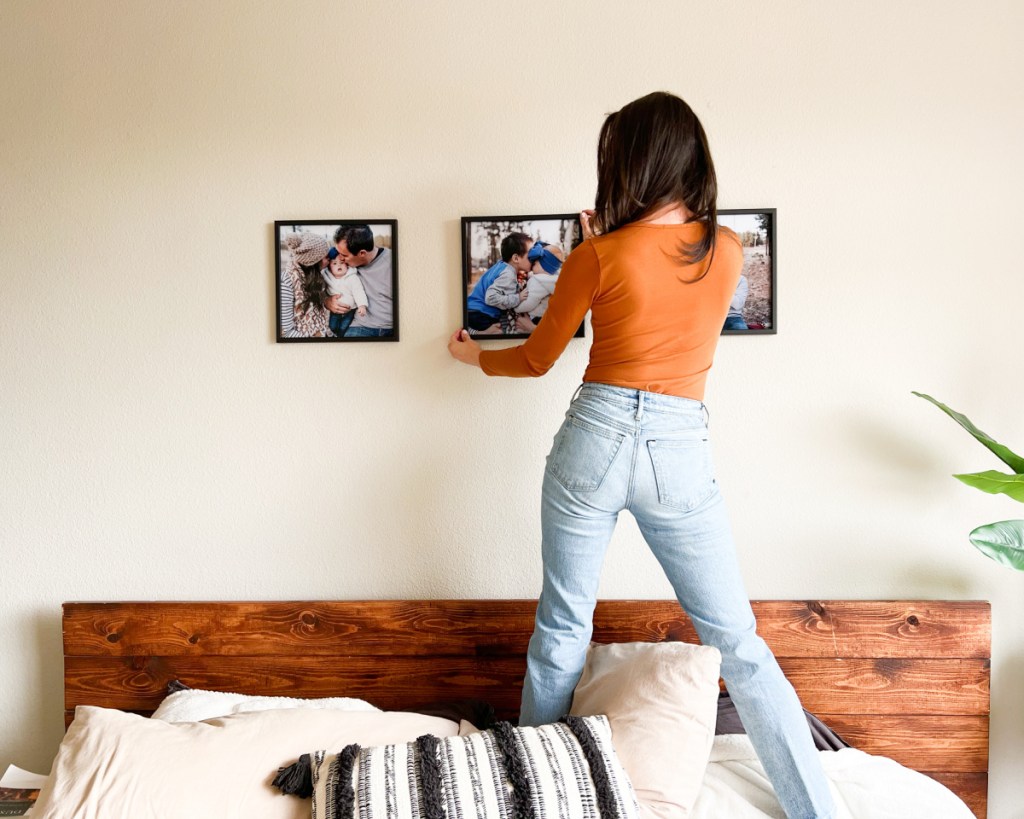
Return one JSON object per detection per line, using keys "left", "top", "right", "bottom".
{"left": 297, "top": 263, "right": 328, "bottom": 314}
{"left": 594, "top": 91, "right": 718, "bottom": 281}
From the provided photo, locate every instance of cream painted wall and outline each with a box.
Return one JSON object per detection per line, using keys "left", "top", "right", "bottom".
{"left": 1, "top": 0, "right": 1021, "bottom": 814}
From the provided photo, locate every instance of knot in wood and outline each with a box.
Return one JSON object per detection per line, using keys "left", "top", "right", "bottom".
{"left": 188, "top": 634, "right": 200, "bottom": 645}
{"left": 806, "top": 601, "right": 826, "bottom": 618}
{"left": 300, "top": 612, "right": 318, "bottom": 627}
{"left": 906, "top": 615, "right": 920, "bottom": 627}
{"left": 105, "top": 632, "right": 122, "bottom": 643}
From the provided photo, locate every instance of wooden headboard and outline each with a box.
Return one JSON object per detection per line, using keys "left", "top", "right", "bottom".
{"left": 63, "top": 599, "right": 990, "bottom": 817}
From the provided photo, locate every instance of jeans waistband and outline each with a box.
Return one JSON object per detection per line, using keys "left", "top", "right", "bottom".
{"left": 574, "top": 382, "right": 707, "bottom": 418}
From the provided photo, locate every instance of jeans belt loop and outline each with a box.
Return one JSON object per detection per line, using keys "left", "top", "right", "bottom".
{"left": 635, "top": 392, "right": 644, "bottom": 421}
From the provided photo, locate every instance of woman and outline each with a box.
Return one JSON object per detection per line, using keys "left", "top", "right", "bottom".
{"left": 280, "top": 231, "right": 332, "bottom": 338}
{"left": 447, "top": 92, "right": 836, "bottom": 819}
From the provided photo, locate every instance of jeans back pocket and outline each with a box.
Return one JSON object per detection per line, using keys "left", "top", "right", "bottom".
{"left": 547, "top": 415, "right": 625, "bottom": 492}
{"left": 646, "top": 437, "right": 715, "bottom": 511}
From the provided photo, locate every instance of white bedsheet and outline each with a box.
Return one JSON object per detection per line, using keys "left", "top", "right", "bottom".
{"left": 693, "top": 734, "right": 975, "bottom": 819}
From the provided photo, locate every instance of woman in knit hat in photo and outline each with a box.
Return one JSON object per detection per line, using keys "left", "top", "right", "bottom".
{"left": 280, "top": 231, "right": 332, "bottom": 338}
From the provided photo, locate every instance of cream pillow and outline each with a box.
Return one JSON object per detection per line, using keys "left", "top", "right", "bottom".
{"left": 32, "top": 706, "right": 459, "bottom": 819}
{"left": 570, "top": 641, "right": 722, "bottom": 819}
{"left": 151, "top": 687, "right": 379, "bottom": 722}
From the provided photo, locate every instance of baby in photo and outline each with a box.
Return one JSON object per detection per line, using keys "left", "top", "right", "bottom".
{"left": 322, "top": 249, "right": 369, "bottom": 338}
{"left": 516, "top": 241, "right": 565, "bottom": 325}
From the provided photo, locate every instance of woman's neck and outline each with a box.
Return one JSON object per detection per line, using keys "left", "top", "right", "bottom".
{"left": 637, "top": 203, "right": 694, "bottom": 224}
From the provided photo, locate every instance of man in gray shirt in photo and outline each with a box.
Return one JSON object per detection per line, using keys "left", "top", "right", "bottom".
{"left": 330, "top": 224, "right": 394, "bottom": 338}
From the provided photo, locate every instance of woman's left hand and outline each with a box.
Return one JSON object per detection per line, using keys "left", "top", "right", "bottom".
{"left": 447, "top": 329, "right": 482, "bottom": 368}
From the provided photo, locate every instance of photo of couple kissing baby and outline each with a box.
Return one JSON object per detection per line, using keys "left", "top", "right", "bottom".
{"left": 276, "top": 221, "right": 396, "bottom": 342}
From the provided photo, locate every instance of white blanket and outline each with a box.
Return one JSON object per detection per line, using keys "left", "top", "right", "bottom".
{"left": 692, "top": 735, "right": 975, "bottom": 819}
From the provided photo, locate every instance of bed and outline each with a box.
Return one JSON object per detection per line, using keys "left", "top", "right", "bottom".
{"left": 60, "top": 599, "right": 990, "bottom": 817}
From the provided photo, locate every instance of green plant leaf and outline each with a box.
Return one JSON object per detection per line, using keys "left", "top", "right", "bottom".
{"left": 912, "top": 391, "right": 1024, "bottom": 473}
{"left": 954, "top": 470, "right": 1024, "bottom": 503}
{"left": 969, "top": 520, "right": 1024, "bottom": 570}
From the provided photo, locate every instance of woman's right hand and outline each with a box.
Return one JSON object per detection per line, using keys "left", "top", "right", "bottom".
{"left": 448, "top": 329, "right": 482, "bottom": 368}
{"left": 580, "top": 209, "right": 599, "bottom": 240}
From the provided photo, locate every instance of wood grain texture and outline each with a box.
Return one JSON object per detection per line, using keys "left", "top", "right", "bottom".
{"left": 64, "top": 655, "right": 529, "bottom": 715}
{"left": 63, "top": 656, "right": 990, "bottom": 717}
{"left": 63, "top": 600, "right": 991, "bottom": 659}
{"left": 748, "top": 600, "right": 991, "bottom": 659}
{"left": 924, "top": 773, "right": 987, "bottom": 819}
{"left": 62, "top": 599, "right": 990, "bottom": 815}
{"left": 816, "top": 715, "right": 989, "bottom": 772}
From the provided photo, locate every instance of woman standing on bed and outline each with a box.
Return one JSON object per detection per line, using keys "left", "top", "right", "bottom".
{"left": 447, "top": 91, "right": 836, "bottom": 819}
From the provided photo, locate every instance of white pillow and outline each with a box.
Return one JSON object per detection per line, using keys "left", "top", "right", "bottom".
{"left": 151, "top": 687, "right": 379, "bottom": 722}
{"left": 32, "top": 706, "right": 459, "bottom": 819}
{"left": 570, "top": 641, "right": 722, "bottom": 819}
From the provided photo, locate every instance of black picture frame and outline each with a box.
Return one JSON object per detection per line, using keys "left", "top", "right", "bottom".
{"left": 717, "top": 208, "right": 776, "bottom": 335}
{"left": 461, "top": 213, "right": 585, "bottom": 341}
{"left": 275, "top": 219, "right": 399, "bottom": 342}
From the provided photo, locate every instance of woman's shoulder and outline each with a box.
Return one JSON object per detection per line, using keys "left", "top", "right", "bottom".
{"left": 566, "top": 237, "right": 601, "bottom": 263}
{"left": 717, "top": 223, "right": 742, "bottom": 246}
{"left": 714, "top": 225, "right": 744, "bottom": 265}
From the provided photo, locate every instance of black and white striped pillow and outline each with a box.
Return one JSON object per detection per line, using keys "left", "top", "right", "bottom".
{"left": 306, "top": 715, "right": 639, "bottom": 819}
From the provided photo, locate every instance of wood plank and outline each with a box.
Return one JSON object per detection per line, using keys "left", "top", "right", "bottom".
{"left": 65, "top": 655, "right": 990, "bottom": 717}
{"left": 63, "top": 600, "right": 991, "bottom": 659}
{"left": 815, "top": 715, "right": 988, "bottom": 772}
{"left": 63, "top": 601, "right": 538, "bottom": 657}
{"left": 64, "top": 655, "right": 530, "bottom": 716}
{"left": 778, "top": 658, "right": 989, "bottom": 716}
{"left": 751, "top": 600, "right": 990, "bottom": 659}
{"left": 922, "top": 772, "right": 987, "bottom": 819}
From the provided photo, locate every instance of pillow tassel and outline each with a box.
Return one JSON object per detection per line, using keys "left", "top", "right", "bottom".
{"left": 562, "top": 716, "right": 620, "bottom": 819}
{"left": 273, "top": 753, "right": 313, "bottom": 797}
{"left": 491, "top": 721, "right": 536, "bottom": 819}
{"left": 334, "top": 744, "right": 361, "bottom": 819}
{"left": 415, "top": 734, "right": 446, "bottom": 819}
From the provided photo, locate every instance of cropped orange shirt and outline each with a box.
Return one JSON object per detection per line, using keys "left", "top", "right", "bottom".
{"left": 479, "top": 222, "right": 743, "bottom": 401}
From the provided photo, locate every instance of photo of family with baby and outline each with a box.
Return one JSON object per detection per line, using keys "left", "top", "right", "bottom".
{"left": 462, "top": 216, "right": 584, "bottom": 339}
{"left": 275, "top": 221, "right": 397, "bottom": 342}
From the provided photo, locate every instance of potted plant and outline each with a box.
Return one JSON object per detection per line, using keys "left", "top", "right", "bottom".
{"left": 914, "top": 392, "right": 1024, "bottom": 570}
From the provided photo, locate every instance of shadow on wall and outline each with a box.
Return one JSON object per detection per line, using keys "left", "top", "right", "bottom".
{"left": 892, "top": 565, "right": 978, "bottom": 599}
{"left": 788, "top": 531, "right": 980, "bottom": 597}
{"left": 840, "top": 412, "right": 952, "bottom": 497}
{"left": 25, "top": 609, "right": 65, "bottom": 771}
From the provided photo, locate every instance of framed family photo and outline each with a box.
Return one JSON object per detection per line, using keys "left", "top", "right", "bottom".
{"left": 275, "top": 219, "right": 398, "bottom": 343}
{"left": 717, "top": 208, "right": 776, "bottom": 335}
{"left": 461, "top": 214, "right": 585, "bottom": 340}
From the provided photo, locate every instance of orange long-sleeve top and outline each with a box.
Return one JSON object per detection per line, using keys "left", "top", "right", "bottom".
{"left": 479, "top": 222, "right": 743, "bottom": 401}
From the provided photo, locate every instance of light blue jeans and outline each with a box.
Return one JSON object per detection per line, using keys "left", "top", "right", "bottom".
{"left": 519, "top": 383, "right": 836, "bottom": 819}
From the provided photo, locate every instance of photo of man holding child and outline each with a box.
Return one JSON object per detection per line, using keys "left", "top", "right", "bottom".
{"left": 275, "top": 220, "right": 397, "bottom": 342}
{"left": 462, "top": 215, "right": 584, "bottom": 339}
